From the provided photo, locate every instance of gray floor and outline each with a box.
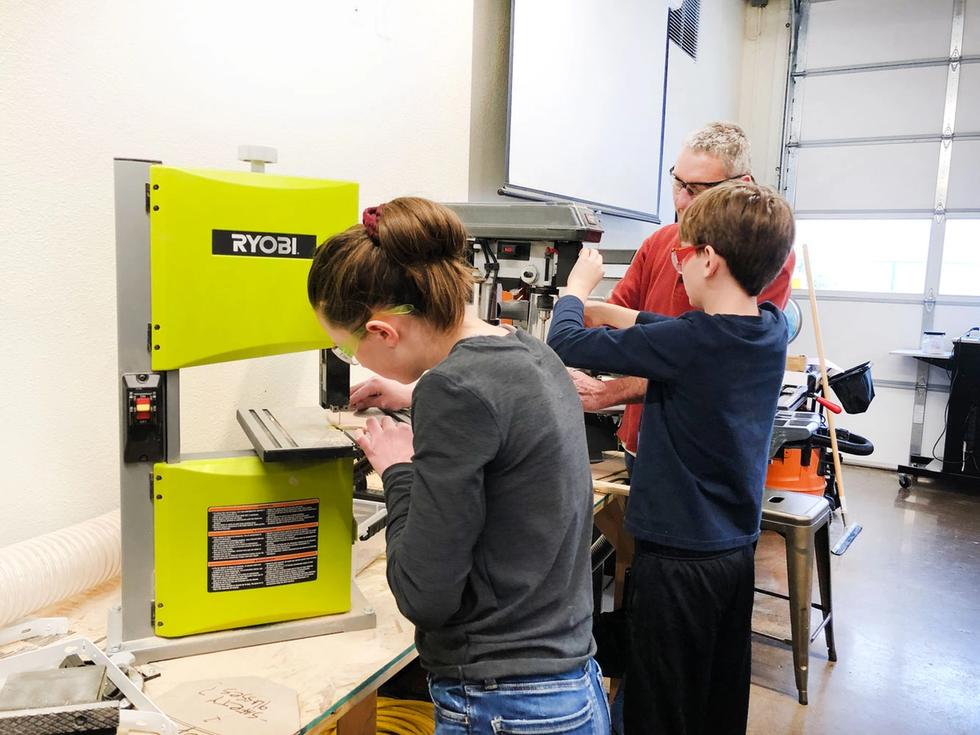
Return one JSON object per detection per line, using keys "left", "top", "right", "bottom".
{"left": 749, "top": 466, "right": 980, "bottom": 734}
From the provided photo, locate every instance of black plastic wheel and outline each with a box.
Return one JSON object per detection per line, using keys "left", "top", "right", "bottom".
{"left": 898, "top": 473, "right": 912, "bottom": 489}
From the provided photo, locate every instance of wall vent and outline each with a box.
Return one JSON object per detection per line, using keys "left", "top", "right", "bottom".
{"left": 668, "top": 0, "right": 700, "bottom": 60}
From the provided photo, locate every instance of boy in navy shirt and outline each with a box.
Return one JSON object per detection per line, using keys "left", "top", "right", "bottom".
{"left": 548, "top": 182, "right": 795, "bottom": 734}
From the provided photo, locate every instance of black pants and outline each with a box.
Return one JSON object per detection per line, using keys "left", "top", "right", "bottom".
{"left": 624, "top": 541, "right": 755, "bottom": 735}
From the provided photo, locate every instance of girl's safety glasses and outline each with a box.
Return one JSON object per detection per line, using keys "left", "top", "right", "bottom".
{"left": 330, "top": 304, "right": 415, "bottom": 365}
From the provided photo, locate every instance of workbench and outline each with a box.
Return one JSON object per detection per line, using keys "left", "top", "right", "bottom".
{"left": 0, "top": 459, "right": 632, "bottom": 735}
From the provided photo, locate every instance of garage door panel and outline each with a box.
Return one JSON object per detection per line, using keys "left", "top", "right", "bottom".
{"left": 793, "top": 143, "right": 939, "bottom": 211}
{"left": 794, "top": 300, "right": 923, "bottom": 383}
{"left": 954, "top": 64, "right": 980, "bottom": 132}
{"left": 800, "top": 67, "right": 947, "bottom": 141}
{"left": 933, "top": 304, "right": 980, "bottom": 345}
{"left": 835, "top": 387, "right": 914, "bottom": 469}
{"left": 792, "top": 219, "right": 930, "bottom": 294}
{"left": 805, "top": 0, "right": 954, "bottom": 69}
{"left": 946, "top": 140, "right": 980, "bottom": 210}
{"left": 963, "top": 0, "right": 980, "bottom": 54}
{"left": 939, "top": 220, "right": 980, "bottom": 296}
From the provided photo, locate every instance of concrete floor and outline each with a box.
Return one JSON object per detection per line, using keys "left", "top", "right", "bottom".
{"left": 749, "top": 466, "right": 980, "bottom": 734}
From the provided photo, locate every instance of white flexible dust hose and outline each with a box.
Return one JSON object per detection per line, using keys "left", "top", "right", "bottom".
{"left": 0, "top": 510, "right": 121, "bottom": 628}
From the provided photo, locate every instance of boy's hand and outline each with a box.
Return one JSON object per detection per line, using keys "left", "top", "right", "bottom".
{"left": 584, "top": 301, "right": 641, "bottom": 329}
{"left": 354, "top": 416, "right": 414, "bottom": 477}
{"left": 565, "top": 248, "right": 605, "bottom": 302}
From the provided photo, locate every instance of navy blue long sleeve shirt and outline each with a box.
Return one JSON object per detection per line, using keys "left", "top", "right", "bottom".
{"left": 548, "top": 296, "right": 788, "bottom": 551}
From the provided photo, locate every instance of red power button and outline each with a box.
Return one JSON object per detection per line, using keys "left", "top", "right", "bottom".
{"left": 134, "top": 396, "right": 153, "bottom": 421}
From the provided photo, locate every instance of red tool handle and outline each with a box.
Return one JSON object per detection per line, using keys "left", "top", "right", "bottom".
{"left": 816, "top": 396, "right": 843, "bottom": 414}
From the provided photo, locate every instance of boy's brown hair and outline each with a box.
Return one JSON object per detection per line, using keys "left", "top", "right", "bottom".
{"left": 307, "top": 197, "right": 473, "bottom": 331}
{"left": 679, "top": 181, "right": 794, "bottom": 296}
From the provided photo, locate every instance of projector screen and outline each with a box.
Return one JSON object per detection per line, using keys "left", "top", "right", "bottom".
{"left": 505, "top": 0, "right": 669, "bottom": 223}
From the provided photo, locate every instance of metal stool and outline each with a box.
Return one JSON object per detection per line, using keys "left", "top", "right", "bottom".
{"left": 755, "top": 489, "right": 837, "bottom": 705}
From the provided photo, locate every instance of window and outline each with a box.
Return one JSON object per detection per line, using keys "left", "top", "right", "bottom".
{"left": 792, "top": 219, "right": 931, "bottom": 293}
{"left": 940, "top": 220, "right": 980, "bottom": 296}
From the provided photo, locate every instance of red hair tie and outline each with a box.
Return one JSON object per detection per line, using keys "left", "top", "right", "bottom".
{"left": 362, "top": 204, "right": 385, "bottom": 244}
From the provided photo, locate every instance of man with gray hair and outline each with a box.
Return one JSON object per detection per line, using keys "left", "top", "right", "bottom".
{"left": 571, "top": 121, "right": 795, "bottom": 460}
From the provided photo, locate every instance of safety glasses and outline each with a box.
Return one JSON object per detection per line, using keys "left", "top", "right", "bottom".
{"left": 330, "top": 304, "right": 415, "bottom": 365}
{"left": 669, "top": 166, "right": 747, "bottom": 197}
{"left": 670, "top": 244, "right": 701, "bottom": 274}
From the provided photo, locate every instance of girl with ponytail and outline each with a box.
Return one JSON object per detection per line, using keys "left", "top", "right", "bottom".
{"left": 308, "top": 198, "right": 608, "bottom": 734}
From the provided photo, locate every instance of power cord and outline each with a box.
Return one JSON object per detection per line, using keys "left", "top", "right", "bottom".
{"left": 931, "top": 363, "right": 957, "bottom": 463}
{"left": 321, "top": 697, "right": 434, "bottom": 735}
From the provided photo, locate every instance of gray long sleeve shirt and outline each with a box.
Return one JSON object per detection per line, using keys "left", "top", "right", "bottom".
{"left": 380, "top": 329, "right": 596, "bottom": 681}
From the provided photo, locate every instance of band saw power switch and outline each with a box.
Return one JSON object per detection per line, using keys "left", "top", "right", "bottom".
{"left": 123, "top": 373, "right": 165, "bottom": 463}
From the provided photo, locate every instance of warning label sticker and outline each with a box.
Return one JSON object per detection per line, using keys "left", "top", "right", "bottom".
{"left": 207, "top": 499, "right": 319, "bottom": 592}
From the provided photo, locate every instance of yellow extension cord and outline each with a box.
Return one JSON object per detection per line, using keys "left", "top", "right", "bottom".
{"left": 322, "top": 697, "right": 435, "bottom": 735}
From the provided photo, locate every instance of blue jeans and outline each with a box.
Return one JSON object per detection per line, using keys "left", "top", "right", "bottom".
{"left": 428, "top": 658, "right": 610, "bottom": 734}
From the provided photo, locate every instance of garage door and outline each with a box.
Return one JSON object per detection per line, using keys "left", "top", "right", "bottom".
{"left": 780, "top": 0, "right": 980, "bottom": 471}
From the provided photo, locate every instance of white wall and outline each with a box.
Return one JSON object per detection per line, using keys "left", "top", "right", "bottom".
{"left": 602, "top": 0, "right": 750, "bottom": 252}
{"left": 0, "top": 0, "right": 475, "bottom": 545}
{"left": 1, "top": 0, "right": 850, "bottom": 546}
{"left": 738, "top": 0, "right": 792, "bottom": 188}
{"left": 468, "top": 0, "right": 750, "bottom": 302}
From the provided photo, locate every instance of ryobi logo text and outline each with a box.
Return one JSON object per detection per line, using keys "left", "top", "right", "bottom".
{"left": 212, "top": 229, "right": 317, "bottom": 259}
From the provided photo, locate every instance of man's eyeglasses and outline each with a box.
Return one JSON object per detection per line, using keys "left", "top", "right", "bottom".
{"left": 330, "top": 304, "right": 415, "bottom": 365}
{"left": 670, "top": 244, "right": 701, "bottom": 274}
{"left": 669, "top": 166, "right": 747, "bottom": 197}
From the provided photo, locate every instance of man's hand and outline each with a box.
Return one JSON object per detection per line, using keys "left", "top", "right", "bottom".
{"left": 582, "top": 302, "right": 607, "bottom": 328}
{"left": 569, "top": 369, "right": 648, "bottom": 410}
{"left": 565, "top": 248, "right": 605, "bottom": 301}
{"left": 350, "top": 377, "right": 416, "bottom": 411}
{"left": 568, "top": 369, "right": 615, "bottom": 412}
{"left": 353, "top": 416, "right": 414, "bottom": 477}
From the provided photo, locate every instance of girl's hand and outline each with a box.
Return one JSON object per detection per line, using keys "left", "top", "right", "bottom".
{"left": 354, "top": 416, "right": 414, "bottom": 476}
{"left": 565, "top": 248, "right": 605, "bottom": 301}
{"left": 350, "top": 377, "right": 415, "bottom": 411}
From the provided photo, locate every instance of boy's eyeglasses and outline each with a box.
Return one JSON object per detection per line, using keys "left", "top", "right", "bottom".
{"left": 669, "top": 166, "right": 747, "bottom": 197}
{"left": 330, "top": 304, "right": 415, "bottom": 365}
{"left": 670, "top": 244, "right": 700, "bottom": 274}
